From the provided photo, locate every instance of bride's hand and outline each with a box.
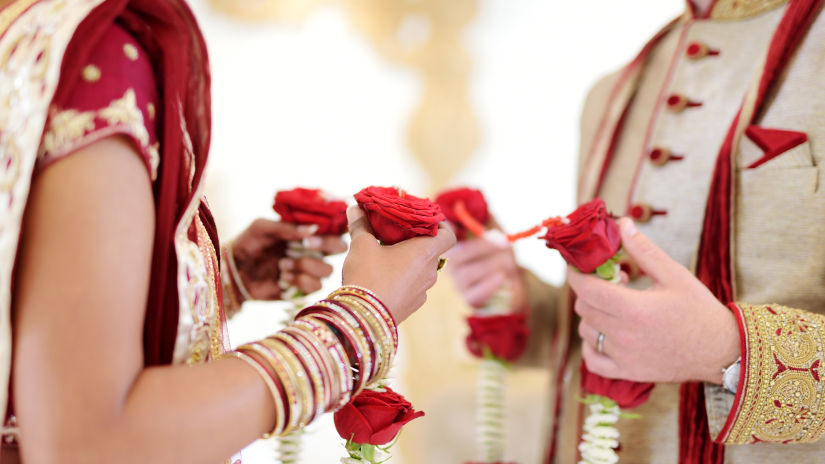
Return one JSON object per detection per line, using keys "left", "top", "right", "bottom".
{"left": 342, "top": 206, "right": 456, "bottom": 323}
{"left": 230, "top": 219, "right": 347, "bottom": 300}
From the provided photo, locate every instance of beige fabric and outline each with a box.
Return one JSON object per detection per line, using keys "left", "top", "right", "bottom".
{"left": 525, "top": 1, "right": 825, "bottom": 462}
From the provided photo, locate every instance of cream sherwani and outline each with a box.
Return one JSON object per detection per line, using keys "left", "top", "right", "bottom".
{"left": 523, "top": 1, "right": 825, "bottom": 462}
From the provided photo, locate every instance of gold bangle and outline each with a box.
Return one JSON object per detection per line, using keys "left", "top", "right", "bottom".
{"left": 291, "top": 319, "right": 343, "bottom": 406}
{"left": 331, "top": 286, "right": 397, "bottom": 347}
{"left": 239, "top": 343, "right": 297, "bottom": 435}
{"left": 223, "top": 350, "right": 285, "bottom": 438}
{"left": 280, "top": 325, "right": 333, "bottom": 415}
{"left": 296, "top": 316, "right": 353, "bottom": 408}
{"left": 333, "top": 295, "right": 395, "bottom": 382}
{"left": 268, "top": 333, "right": 323, "bottom": 426}
{"left": 256, "top": 339, "right": 310, "bottom": 433}
{"left": 309, "top": 301, "right": 374, "bottom": 391}
{"left": 226, "top": 241, "right": 254, "bottom": 302}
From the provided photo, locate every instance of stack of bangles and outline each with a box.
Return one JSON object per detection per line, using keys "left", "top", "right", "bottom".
{"left": 222, "top": 285, "right": 398, "bottom": 438}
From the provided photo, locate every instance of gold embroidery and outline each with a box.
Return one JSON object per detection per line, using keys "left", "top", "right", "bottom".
{"left": 0, "top": 0, "right": 110, "bottom": 440}
{"left": 711, "top": 0, "right": 788, "bottom": 20}
{"left": 82, "top": 64, "right": 100, "bottom": 82}
{"left": 725, "top": 303, "right": 825, "bottom": 444}
{"left": 123, "top": 43, "right": 138, "bottom": 61}
{"left": 40, "top": 88, "right": 158, "bottom": 180}
{"left": 98, "top": 89, "right": 149, "bottom": 146}
{"left": 40, "top": 109, "right": 96, "bottom": 155}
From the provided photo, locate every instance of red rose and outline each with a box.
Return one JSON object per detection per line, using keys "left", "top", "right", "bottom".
{"left": 273, "top": 187, "right": 348, "bottom": 235}
{"left": 435, "top": 187, "right": 490, "bottom": 241}
{"left": 541, "top": 198, "right": 621, "bottom": 273}
{"left": 580, "top": 361, "right": 654, "bottom": 409}
{"left": 465, "top": 314, "right": 529, "bottom": 362}
{"left": 334, "top": 387, "right": 425, "bottom": 445}
{"left": 354, "top": 186, "right": 445, "bottom": 245}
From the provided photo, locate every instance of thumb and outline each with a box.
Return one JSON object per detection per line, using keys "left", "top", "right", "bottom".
{"left": 618, "top": 217, "right": 684, "bottom": 285}
{"left": 347, "top": 205, "right": 375, "bottom": 243}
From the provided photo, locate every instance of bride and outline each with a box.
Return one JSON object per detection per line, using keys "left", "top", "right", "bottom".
{"left": 0, "top": 0, "right": 455, "bottom": 462}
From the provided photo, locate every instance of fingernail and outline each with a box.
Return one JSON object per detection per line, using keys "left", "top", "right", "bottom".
{"left": 346, "top": 205, "right": 363, "bottom": 222}
{"left": 621, "top": 218, "right": 638, "bottom": 237}
{"left": 298, "top": 224, "right": 319, "bottom": 236}
{"left": 279, "top": 258, "right": 295, "bottom": 271}
{"left": 302, "top": 236, "right": 323, "bottom": 249}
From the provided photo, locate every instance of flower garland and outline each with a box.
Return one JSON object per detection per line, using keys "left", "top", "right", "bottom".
{"left": 330, "top": 186, "right": 441, "bottom": 463}
{"left": 436, "top": 187, "right": 532, "bottom": 464}
{"left": 272, "top": 188, "right": 349, "bottom": 463}
{"left": 540, "top": 199, "right": 654, "bottom": 464}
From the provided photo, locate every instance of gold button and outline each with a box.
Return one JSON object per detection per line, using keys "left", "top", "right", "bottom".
{"left": 147, "top": 102, "right": 156, "bottom": 120}
{"left": 123, "top": 43, "right": 139, "bottom": 61}
{"left": 82, "top": 64, "right": 101, "bottom": 82}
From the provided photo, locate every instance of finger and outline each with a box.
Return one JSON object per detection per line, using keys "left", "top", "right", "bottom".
{"left": 299, "top": 235, "right": 348, "bottom": 255}
{"left": 581, "top": 342, "right": 620, "bottom": 379}
{"left": 431, "top": 222, "right": 457, "bottom": 256}
{"left": 347, "top": 205, "right": 375, "bottom": 243}
{"left": 451, "top": 253, "right": 515, "bottom": 292}
{"left": 464, "top": 272, "right": 506, "bottom": 308}
{"left": 293, "top": 273, "right": 323, "bottom": 295}
{"left": 251, "top": 218, "right": 317, "bottom": 241}
{"left": 567, "top": 266, "right": 635, "bottom": 314}
{"left": 445, "top": 237, "right": 508, "bottom": 267}
{"left": 618, "top": 217, "right": 689, "bottom": 285}
{"left": 577, "top": 319, "right": 602, "bottom": 354}
{"left": 247, "top": 280, "right": 282, "bottom": 301}
{"left": 292, "top": 257, "right": 334, "bottom": 279}
{"left": 574, "top": 298, "right": 616, "bottom": 329}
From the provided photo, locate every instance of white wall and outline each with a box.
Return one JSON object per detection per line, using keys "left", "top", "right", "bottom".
{"left": 187, "top": 0, "right": 684, "bottom": 462}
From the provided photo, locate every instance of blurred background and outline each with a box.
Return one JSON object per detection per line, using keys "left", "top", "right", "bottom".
{"left": 189, "top": 0, "right": 683, "bottom": 462}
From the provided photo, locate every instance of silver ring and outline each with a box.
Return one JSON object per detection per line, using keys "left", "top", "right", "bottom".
{"left": 596, "top": 331, "right": 605, "bottom": 354}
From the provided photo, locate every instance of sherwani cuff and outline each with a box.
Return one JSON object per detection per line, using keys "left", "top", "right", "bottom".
{"left": 712, "top": 302, "right": 825, "bottom": 445}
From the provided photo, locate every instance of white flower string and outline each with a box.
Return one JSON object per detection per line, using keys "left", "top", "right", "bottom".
{"left": 274, "top": 239, "right": 319, "bottom": 464}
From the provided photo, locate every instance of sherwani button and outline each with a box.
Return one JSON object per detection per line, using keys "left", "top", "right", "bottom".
{"left": 686, "top": 41, "right": 719, "bottom": 60}
{"left": 666, "top": 93, "right": 701, "bottom": 112}
{"left": 648, "top": 147, "right": 684, "bottom": 166}
{"left": 628, "top": 203, "right": 666, "bottom": 223}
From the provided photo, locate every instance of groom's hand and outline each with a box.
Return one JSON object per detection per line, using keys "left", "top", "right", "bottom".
{"left": 568, "top": 218, "right": 740, "bottom": 384}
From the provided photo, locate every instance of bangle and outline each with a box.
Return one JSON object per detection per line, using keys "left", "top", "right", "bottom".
{"left": 239, "top": 343, "right": 298, "bottom": 435}
{"left": 270, "top": 332, "right": 326, "bottom": 424}
{"left": 291, "top": 319, "right": 344, "bottom": 406}
{"left": 305, "top": 307, "right": 372, "bottom": 392}
{"left": 295, "top": 316, "right": 354, "bottom": 408}
{"left": 280, "top": 326, "right": 334, "bottom": 416}
{"left": 222, "top": 350, "right": 286, "bottom": 438}
{"left": 262, "top": 338, "right": 314, "bottom": 431}
{"left": 331, "top": 286, "right": 397, "bottom": 349}
{"left": 225, "top": 241, "right": 254, "bottom": 302}
{"left": 334, "top": 295, "right": 394, "bottom": 382}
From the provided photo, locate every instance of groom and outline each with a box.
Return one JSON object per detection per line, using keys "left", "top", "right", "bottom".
{"left": 447, "top": 0, "right": 825, "bottom": 462}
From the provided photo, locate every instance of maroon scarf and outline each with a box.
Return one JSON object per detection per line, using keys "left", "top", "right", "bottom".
{"left": 52, "top": 0, "right": 215, "bottom": 366}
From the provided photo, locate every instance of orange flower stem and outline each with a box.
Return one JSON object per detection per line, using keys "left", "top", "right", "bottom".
{"left": 454, "top": 201, "right": 488, "bottom": 238}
